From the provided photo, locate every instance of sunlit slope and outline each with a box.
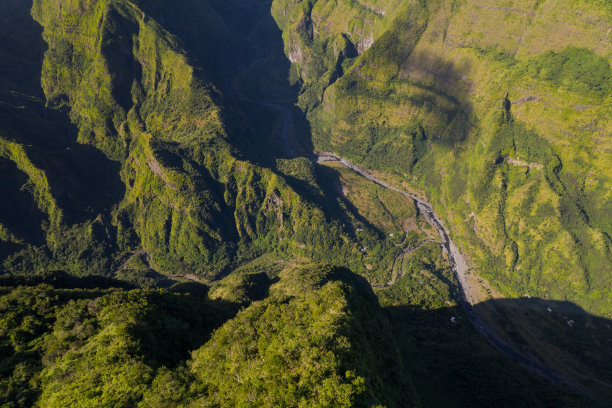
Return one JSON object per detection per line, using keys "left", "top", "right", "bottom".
{"left": 274, "top": 0, "right": 612, "bottom": 315}
{"left": 0, "top": 265, "right": 419, "bottom": 407}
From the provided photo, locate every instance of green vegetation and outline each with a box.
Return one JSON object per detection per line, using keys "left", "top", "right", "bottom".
{"left": 521, "top": 47, "right": 611, "bottom": 97}
{"left": 185, "top": 264, "right": 414, "bottom": 408}
{"left": 0, "top": 266, "right": 411, "bottom": 407}
{"left": 0, "top": 0, "right": 611, "bottom": 405}
{"left": 0, "top": 265, "right": 598, "bottom": 407}
{"left": 268, "top": 0, "right": 612, "bottom": 398}
{"left": 0, "top": 0, "right": 406, "bottom": 281}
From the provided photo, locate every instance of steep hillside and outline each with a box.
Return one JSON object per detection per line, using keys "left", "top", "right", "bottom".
{"left": 0, "top": 0, "right": 408, "bottom": 281}
{"left": 273, "top": 0, "right": 612, "bottom": 316}
{"left": 0, "top": 265, "right": 416, "bottom": 407}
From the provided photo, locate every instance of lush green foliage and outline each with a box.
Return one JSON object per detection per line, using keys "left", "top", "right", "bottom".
{"left": 521, "top": 47, "right": 611, "bottom": 97}
{"left": 0, "top": 266, "right": 412, "bottom": 407}
{"left": 1, "top": 265, "right": 598, "bottom": 407}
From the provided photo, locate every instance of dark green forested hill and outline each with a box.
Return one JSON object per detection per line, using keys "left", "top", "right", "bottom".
{"left": 0, "top": 265, "right": 598, "bottom": 407}
{"left": 0, "top": 0, "right": 611, "bottom": 406}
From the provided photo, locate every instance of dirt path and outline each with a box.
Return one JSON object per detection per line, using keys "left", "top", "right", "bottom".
{"left": 372, "top": 239, "right": 438, "bottom": 288}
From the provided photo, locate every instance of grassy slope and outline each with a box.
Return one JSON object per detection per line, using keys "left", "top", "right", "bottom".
{"left": 0, "top": 0, "right": 608, "bottom": 405}
{"left": 275, "top": 0, "right": 612, "bottom": 316}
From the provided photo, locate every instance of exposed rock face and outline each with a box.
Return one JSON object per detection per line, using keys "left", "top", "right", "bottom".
{"left": 356, "top": 33, "right": 375, "bottom": 53}
{"left": 287, "top": 40, "right": 304, "bottom": 63}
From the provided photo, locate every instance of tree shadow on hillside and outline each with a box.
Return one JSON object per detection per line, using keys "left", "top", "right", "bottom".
{"left": 0, "top": 269, "right": 135, "bottom": 289}
{"left": 399, "top": 49, "right": 475, "bottom": 144}
{"left": 471, "top": 297, "right": 612, "bottom": 399}
{"left": 0, "top": 158, "right": 46, "bottom": 245}
{"left": 130, "top": 290, "right": 239, "bottom": 369}
{"left": 134, "top": 0, "right": 315, "bottom": 164}
{"left": 209, "top": 0, "right": 316, "bottom": 164}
